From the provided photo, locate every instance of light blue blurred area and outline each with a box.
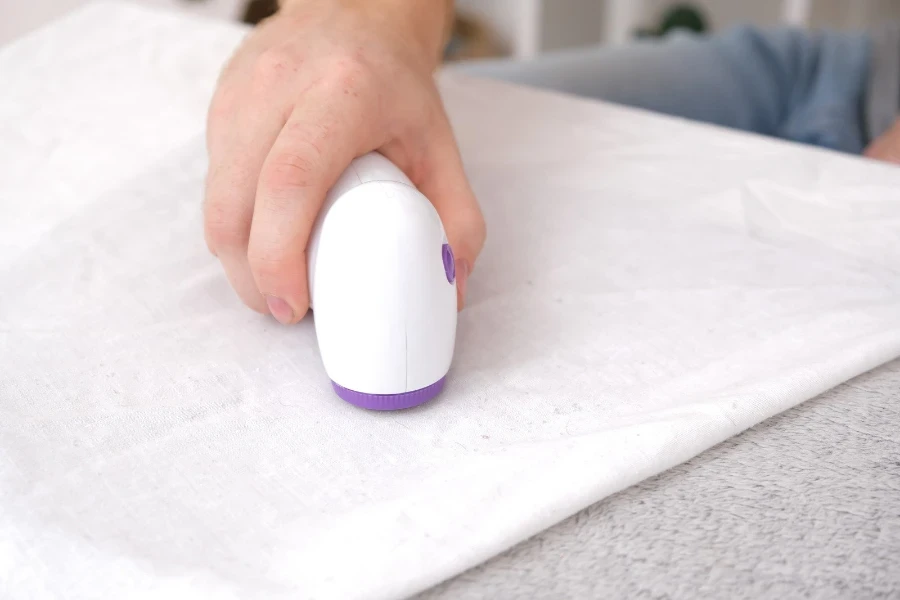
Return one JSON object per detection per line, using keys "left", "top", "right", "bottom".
{"left": 452, "top": 26, "right": 873, "bottom": 154}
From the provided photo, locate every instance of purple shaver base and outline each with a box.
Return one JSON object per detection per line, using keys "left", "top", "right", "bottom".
{"left": 332, "top": 376, "right": 446, "bottom": 411}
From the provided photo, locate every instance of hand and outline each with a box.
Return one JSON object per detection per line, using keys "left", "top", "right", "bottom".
{"left": 203, "top": 0, "right": 485, "bottom": 323}
{"left": 864, "top": 117, "right": 900, "bottom": 165}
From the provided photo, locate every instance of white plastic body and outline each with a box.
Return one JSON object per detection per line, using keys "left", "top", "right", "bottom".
{"left": 307, "top": 152, "right": 457, "bottom": 394}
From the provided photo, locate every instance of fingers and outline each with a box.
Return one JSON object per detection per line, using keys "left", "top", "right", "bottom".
{"left": 203, "top": 83, "right": 289, "bottom": 314}
{"left": 398, "top": 109, "right": 486, "bottom": 310}
{"left": 248, "top": 91, "right": 373, "bottom": 323}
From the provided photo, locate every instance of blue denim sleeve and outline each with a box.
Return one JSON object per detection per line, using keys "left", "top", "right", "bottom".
{"left": 453, "top": 26, "right": 872, "bottom": 154}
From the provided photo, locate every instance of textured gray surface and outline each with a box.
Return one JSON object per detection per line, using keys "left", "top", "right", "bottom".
{"left": 421, "top": 359, "right": 900, "bottom": 599}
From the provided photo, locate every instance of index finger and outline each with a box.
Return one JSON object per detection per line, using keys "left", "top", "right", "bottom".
{"left": 247, "top": 90, "right": 377, "bottom": 324}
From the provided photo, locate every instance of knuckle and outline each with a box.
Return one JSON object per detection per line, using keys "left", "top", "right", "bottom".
{"left": 321, "top": 54, "right": 374, "bottom": 96}
{"left": 467, "top": 211, "right": 487, "bottom": 250}
{"left": 261, "top": 148, "right": 320, "bottom": 196}
{"left": 252, "top": 48, "right": 295, "bottom": 90}
{"left": 456, "top": 204, "right": 487, "bottom": 251}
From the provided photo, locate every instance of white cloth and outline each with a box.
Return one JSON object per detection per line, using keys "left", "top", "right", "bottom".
{"left": 2, "top": 4, "right": 900, "bottom": 599}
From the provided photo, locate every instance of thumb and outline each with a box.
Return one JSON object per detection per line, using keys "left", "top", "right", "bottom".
{"left": 388, "top": 114, "right": 485, "bottom": 310}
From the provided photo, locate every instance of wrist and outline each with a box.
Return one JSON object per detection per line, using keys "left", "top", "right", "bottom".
{"left": 279, "top": 0, "right": 453, "bottom": 70}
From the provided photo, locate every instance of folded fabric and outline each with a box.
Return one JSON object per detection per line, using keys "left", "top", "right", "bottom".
{"left": 2, "top": 4, "right": 899, "bottom": 599}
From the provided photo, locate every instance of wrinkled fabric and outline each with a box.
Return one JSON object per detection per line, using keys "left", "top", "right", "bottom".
{"left": 423, "top": 358, "right": 900, "bottom": 599}
{"left": 2, "top": 4, "right": 900, "bottom": 600}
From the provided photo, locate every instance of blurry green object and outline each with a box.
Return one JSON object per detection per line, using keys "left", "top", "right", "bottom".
{"left": 636, "top": 4, "right": 708, "bottom": 38}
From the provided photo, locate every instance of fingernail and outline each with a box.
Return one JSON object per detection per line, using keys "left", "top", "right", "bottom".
{"left": 266, "top": 295, "right": 294, "bottom": 324}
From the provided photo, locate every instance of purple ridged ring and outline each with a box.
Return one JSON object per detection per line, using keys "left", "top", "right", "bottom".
{"left": 332, "top": 376, "right": 447, "bottom": 410}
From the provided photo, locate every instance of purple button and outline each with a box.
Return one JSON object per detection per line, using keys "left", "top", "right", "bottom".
{"left": 442, "top": 243, "right": 455, "bottom": 283}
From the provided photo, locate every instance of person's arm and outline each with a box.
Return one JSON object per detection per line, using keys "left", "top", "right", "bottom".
{"left": 865, "top": 117, "right": 900, "bottom": 165}
{"left": 204, "top": 0, "right": 484, "bottom": 324}
{"left": 279, "top": 0, "right": 454, "bottom": 69}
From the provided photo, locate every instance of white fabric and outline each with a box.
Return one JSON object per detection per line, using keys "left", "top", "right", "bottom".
{"left": 2, "top": 4, "right": 900, "bottom": 599}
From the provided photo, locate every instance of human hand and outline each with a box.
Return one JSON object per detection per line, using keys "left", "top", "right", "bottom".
{"left": 864, "top": 117, "right": 900, "bottom": 165}
{"left": 203, "top": 0, "right": 485, "bottom": 323}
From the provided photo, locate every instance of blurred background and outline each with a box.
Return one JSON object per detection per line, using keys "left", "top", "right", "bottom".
{"left": 4, "top": 0, "right": 900, "bottom": 57}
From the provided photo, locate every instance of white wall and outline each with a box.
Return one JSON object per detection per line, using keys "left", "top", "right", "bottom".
{"left": 646, "top": 0, "right": 900, "bottom": 30}
{"left": 809, "top": 0, "right": 900, "bottom": 29}
{"left": 622, "top": 0, "right": 900, "bottom": 35}
{"left": 541, "top": 0, "right": 605, "bottom": 52}
{"left": 455, "top": 0, "right": 542, "bottom": 58}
